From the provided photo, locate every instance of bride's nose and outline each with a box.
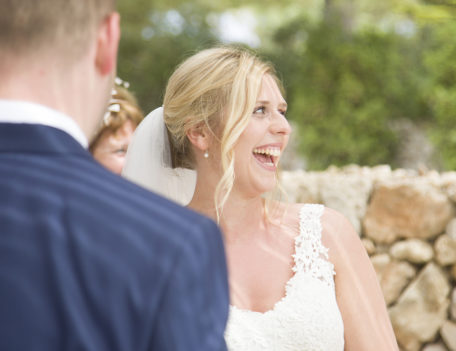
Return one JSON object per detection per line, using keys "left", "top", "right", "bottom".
{"left": 270, "top": 111, "right": 291, "bottom": 135}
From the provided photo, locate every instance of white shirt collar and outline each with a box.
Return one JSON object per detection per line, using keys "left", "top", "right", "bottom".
{"left": 0, "top": 99, "right": 88, "bottom": 148}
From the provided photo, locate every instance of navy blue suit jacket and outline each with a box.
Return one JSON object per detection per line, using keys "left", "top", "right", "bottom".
{"left": 0, "top": 123, "right": 229, "bottom": 351}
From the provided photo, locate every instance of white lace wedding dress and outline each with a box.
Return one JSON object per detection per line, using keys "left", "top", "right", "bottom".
{"left": 225, "top": 204, "right": 345, "bottom": 350}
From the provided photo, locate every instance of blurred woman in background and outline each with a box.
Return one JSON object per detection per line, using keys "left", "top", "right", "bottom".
{"left": 90, "top": 79, "right": 144, "bottom": 174}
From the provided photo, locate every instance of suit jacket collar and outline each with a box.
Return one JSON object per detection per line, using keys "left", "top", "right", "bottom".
{"left": 0, "top": 123, "right": 90, "bottom": 158}
{"left": 0, "top": 100, "right": 88, "bottom": 148}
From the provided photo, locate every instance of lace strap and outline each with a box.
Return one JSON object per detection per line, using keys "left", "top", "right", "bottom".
{"left": 292, "top": 204, "right": 335, "bottom": 288}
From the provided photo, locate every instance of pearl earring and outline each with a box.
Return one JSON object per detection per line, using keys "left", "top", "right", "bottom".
{"left": 203, "top": 150, "right": 209, "bottom": 158}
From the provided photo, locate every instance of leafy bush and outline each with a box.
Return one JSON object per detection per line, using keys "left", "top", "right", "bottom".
{"left": 265, "top": 17, "right": 429, "bottom": 169}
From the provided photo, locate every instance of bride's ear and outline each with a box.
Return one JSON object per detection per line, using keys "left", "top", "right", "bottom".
{"left": 186, "top": 123, "right": 210, "bottom": 152}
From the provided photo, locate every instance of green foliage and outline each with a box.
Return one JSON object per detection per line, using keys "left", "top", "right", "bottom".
{"left": 265, "top": 17, "right": 428, "bottom": 169}
{"left": 116, "top": 0, "right": 456, "bottom": 170}
{"left": 423, "top": 22, "right": 456, "bottom": 169}
{"left": 117, "top": 2, "right": 220, "bottom": 112}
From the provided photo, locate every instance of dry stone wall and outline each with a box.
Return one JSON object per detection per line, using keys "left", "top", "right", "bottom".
{"left": 280, "top": 165, "right": 456, "bottom": 351}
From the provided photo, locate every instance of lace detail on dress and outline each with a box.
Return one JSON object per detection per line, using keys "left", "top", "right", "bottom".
{"left": 225, "top": 204, "right": 344, "bottom": 351}
{"left": 293, "top": 204, "right": 335, "bottom": 288}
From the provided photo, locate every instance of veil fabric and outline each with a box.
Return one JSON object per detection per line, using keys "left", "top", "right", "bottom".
{"left": 122, "top": 107, "right": 196, "bottom": 205}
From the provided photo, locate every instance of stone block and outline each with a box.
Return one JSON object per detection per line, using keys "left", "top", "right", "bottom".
{"left": 389, "top": 263, "right": 450, "bottom": 350}
{"left": 390, "top": 239, "right": 434, "bottom": 264}
{"left": 363, "top": 179, "right": 454, "bottom": 244}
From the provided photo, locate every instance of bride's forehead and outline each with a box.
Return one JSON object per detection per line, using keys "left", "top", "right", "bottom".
{"left": 257, "top": 75, "right": 285, "bottom": 101}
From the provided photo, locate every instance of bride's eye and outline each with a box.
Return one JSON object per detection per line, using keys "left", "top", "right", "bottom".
{"left": 253, "top": 106, "right": 266, "bottom": 115}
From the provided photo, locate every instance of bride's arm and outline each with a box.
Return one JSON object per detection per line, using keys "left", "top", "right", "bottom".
{"left": 322, "top": 207, "right": 399, "bottom": 351}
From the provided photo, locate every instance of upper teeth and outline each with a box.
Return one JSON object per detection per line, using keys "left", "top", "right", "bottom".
{"left": 253, "top": 148, "right": 281, "bottom": 157}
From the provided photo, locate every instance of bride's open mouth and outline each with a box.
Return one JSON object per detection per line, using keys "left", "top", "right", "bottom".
{"left": 253, "top": 146, "right": 280, "bottom": 171}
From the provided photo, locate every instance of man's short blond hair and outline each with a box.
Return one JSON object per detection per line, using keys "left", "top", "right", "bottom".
{"left": 0, "top": 0, "right": 116, "bottom": 59}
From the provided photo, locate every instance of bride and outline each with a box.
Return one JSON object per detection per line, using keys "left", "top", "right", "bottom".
{"left": 122, "top": 47, "right": 398, "bottom": 350}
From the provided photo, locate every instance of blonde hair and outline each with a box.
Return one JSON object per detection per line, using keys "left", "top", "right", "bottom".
{"left": 163, "top": 47, "right": 281, "bottom": 219}
{"left": 0, "top": 0, "right": 115, "bottom": 59}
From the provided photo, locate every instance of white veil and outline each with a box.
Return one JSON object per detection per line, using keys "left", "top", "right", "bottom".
{"left": 122, "top": 107, "right": 196, "bottom": 205}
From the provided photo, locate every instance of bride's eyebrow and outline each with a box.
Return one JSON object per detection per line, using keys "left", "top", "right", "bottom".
{"left": 256, "top": 100, "right": 288, "bottom": 109}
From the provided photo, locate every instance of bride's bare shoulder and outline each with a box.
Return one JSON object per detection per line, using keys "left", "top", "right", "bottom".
{"left": 319, "top": 206, "right": 368, "bottom": 268}
{"left": 321, "top": 206, "right": 355, "bottom": 238}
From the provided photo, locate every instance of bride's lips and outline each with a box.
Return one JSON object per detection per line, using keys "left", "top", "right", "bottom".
{"left": 252, "top": 143, "right": 282, "bottom": 171}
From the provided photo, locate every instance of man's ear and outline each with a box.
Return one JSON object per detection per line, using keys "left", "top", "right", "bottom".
{"left": 186, "top": 123, "right": 210, "bottom": 152}
{"left": 95, "top": 12, "right": 120, "bottom": 75}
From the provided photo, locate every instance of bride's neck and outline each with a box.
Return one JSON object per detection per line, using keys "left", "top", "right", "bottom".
{"left": 188, "top": 186, "right": 268, "bottom": 240}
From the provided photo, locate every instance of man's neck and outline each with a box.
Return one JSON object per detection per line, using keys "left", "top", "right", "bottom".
{"left": 0, "top": 56, "right": 99, "bottom": 140}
